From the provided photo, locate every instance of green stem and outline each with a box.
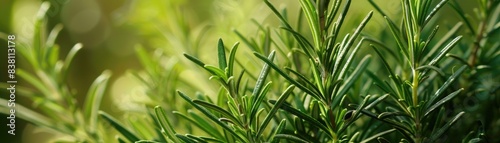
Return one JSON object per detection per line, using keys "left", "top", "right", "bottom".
{"left": 469, "top": 9, "right": 488, "bottom": 67}
{"left": 412, "top": 66, "right": 421, "bottom": 143}
{"left": 412, "top": 69, "right": 419, "bottom": 108}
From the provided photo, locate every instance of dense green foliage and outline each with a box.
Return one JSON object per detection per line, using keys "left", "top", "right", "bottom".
{"left": 1, "top": 0, "right": 499, "bottom": 142}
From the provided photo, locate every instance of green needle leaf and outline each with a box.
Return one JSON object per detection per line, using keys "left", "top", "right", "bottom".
{"left": 228, "top": 42, "right": 240, "bottom": 77}
{"left": 337, "top": 11, "right": 372, "bottom": 74}
{"left": 154, "top": 106, "right": 182, "bottom": 143}
{"left": 384, "top": 16, "right": 409, "bottom": 60}
{"left": 364, "top": 94, "right": 389, "bottom": 110}
{"left": 217, "top": 38, "right": 227, "bottom": 70}
{"left": 177, "top": 91, "right": 246, "bottom": 142}
{"left": 335, "top": 55, "right": 372, "bottom": 106}
{"left": 135, "top": 140, "right": 161, "bottom": 143}
{"left": 197, "top": 136, "right": 225, "bottom": 143}
{"left": 176, "top": 134, "right": 197, "bottom": 143}
{"left": 251, "top": 51, "right": 275, "bottom": 107}
{"left": 250, "top": 81, "right": 272, "bottom": 126}
{"left": 173, "top": 111, "right": 224, "bottom": 139}
{"left": 360, "top": 129, "right": 396, "bottom": 143}
{"left": 204, "top": 65, "right": 228, "bottom": 81}
{"left": 184, "top": 53, "right": 206, "bottom": 67}
{"left": 428, "top": 36, "right": 462, "bottom": 66}
{"left": 193, "top": 100, "right": 244, "bottom": 128}
{"left": 426, "top": 65, "right": 467, "bottom": 109}
{"left": 377, "top": 112, "right": 410, "bottom": 119}
{"left": 285, "top": 68, "right": 319, "bottom": 92}
{"left": 84, "top": 70, "right": 111, "bottom": 134}
{"left": 270, "top": 119, "right": 287, "bottom": 143}
{"left": 424, "top": 0, "right": 450, "bottom": 26}
{"left": 274, "top": 134, "right": 309, "bottom": 143}
{"left": 62, "top": 43, "right": 83, "bottom": 79}
{"left": 268, "top": 100, "right": 331, "bottom": 138}
{"left": 299, "top": 0, "right": 321, "bottom": 50}
{"left": 254, "top": 51, "right": 322, "bottom": 100}
{"left": 416, "top": 65, "right": 445, "bottom": 76}
{"left": 264, "top": 0, "right": 316, "bottom": 59}
{"left": 422, "top": 22, "right": 462, "bottom": 63}
{"left": 186, "top": 134, "right": 210, "bottom": 143}
{"left": 257, "top": 85, "right": 295, "bottom": 138}
{"left": 428, "top": 112, "right": 465, "bottom": 142}
{"left": 424, "top": 88, "right": 464, "bottom": 118}
{"left": 99, "top": 111, "right": 140, "bottom": 142}
{"left": 353, "top": 106, "right": 413, "bottom": 134}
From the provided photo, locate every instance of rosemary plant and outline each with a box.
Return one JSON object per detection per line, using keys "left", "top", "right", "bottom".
{"left": 1, "top": 0, "right": 498, "bottom": 143}
{"left": 0, "top": 2, "right": 112, "bottom": 142}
